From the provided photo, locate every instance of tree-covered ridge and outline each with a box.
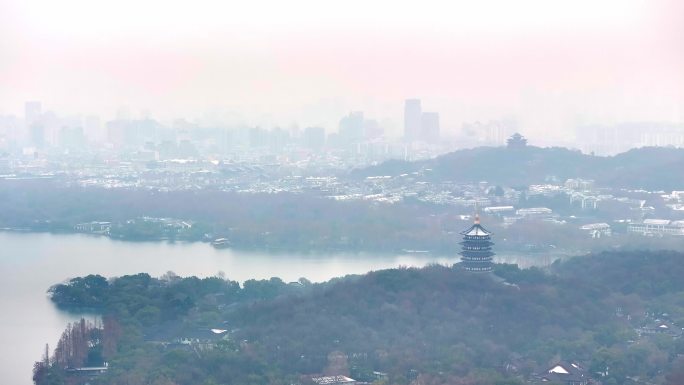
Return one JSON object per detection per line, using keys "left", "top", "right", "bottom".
{"left": 0, "top": 179, "right": 456, "bottom": 252}
{"left": 352, "top": 146, "right": 684, "bottom": 190}
{"left": 40, "top": 251, "right": 684, "bottom": 385}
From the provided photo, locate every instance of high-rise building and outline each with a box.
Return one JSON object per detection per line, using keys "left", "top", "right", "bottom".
{"left": 84, "top": 116, "right": 103, "bottom": 143}
{"left": 303, "top": 126, "right": 325, "bottom": 150}
{"left": 338, "top": 111, "right": 365, "bottom": 146}
{"left": 0, "top": 115, "right": 20, "bottom": 148}
{"left": 249, "top": 127, "right": 268, "bottom": 148}
{"left": 269, "top": 127, "right": 290, "bottom": 152}
{"left": 25, "top": 101, "right": 44, "bottom": 147}
{"left": 24, "top": 101, "right": 42, "bottom": 125}
{"left": 30, "top": 124, "right": 45, "bottom": 148}
{"left": 461, "top": 120, "right": 515, "bottom": 146}
{"left": 363, "top": 119, "right": 383, "bottom": 140}
{"left": 59, "top": 126, "right": 86, "bottom": 150}
{"left": 421, "top": 112, "right": 440, "bottom": 143}
{"left": 404, "top": 99, "right": 422, "bottom": 141}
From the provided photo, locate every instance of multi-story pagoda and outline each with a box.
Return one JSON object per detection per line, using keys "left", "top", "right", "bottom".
{"left": 459, "top": 214, "right": 494, "bottom": 272}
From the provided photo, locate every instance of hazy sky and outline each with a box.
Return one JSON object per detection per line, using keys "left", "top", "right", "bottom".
{"left": 1, "top": 0, "right": 683, "bottom": 136}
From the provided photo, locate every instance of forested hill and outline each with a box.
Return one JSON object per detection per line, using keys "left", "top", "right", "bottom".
{"left": 39, "top": 251, "right": 684, "bottom": 385}
{"left": 350, "top": 146, "right": 684, "bottom": 190}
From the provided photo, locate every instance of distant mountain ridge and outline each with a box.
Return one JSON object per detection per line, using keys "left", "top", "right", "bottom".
{"left": 351, "top": 146, "right": 684, "bottom": 190}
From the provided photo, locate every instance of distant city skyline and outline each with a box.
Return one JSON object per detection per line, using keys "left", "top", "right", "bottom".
{"left": 2, "top": 98, "right": 681, "bottom": 158}
{"left": 1, "top": 0, "right": 683, "bottom": 139}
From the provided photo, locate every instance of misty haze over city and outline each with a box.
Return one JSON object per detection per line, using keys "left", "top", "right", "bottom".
{"left": 3, "top": 1, "right": 684, "bottom": 385}
{"left": 2, "top": 0, "right": 683, "bottom": 143}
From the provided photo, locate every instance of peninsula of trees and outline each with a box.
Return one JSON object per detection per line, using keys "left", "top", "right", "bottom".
{"left": 36, "top": 251, "right": 684, "bottom": 385}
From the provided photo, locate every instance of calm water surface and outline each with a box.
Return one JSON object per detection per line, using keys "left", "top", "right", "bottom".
{"left": 0, "top": 231, "right": 548, "bottom": 384}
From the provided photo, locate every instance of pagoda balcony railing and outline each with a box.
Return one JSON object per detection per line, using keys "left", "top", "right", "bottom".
{"left": 460, "top": 240, "right": 494, "bottom": 246}
{"left": 461, "top": 246, "right": 493, "bottom": 251}
{"left": 460, "top": 250, "right": 495, "bottom": 256}
{"left": 463, "top": 235, "right": 491, "bottom": 241}
{"left": 464, "top": 266, "right": 492, "bottom": 272}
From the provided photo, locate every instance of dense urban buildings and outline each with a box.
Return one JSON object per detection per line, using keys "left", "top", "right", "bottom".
{"left": 403, "top": 99, "right": 422, "bottom": 141}
{"left": 420, "top": 112, "right": 440, "bottom": 143}
{"left": 403, "top": 99, "right": 442, "bottom": 143}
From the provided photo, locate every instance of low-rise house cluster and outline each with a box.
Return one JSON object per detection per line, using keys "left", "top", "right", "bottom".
{"left": 628, "top": 219, "right": 684, "bottom": 236}
{"left": 532, "top": 361, "right": 592, "bottom": 385}
{"left": 74, "top": 221, "right": 112, "bottom": 234}
{"left": 579, "top": 223, "right": 612, "bottom": 238}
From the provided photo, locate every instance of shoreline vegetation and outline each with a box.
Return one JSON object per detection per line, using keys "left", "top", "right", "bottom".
{"left": 3, "top": 146, "right": 684, "bottom": 257}
{"left": 0, "top": 226, "right": 577, "bottom": 257}
{"left": 36, "top": 250, "right": 684, "bottom": 385}
{"left": 1, "top": 225, "right": 682, "bottom": 260}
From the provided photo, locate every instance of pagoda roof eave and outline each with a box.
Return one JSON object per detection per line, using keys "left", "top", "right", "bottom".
{"left": 459, "top": 223, "right": 493, "bottom": 236}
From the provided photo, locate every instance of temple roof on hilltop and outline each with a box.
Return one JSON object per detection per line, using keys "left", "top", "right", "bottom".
{"left": 460, "top": 223, "right": 492, "bottom": 237}
{"left": 536, "top": 361, "right": 588, "bottom": 384}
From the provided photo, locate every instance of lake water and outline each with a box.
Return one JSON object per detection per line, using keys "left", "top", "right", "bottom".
{"left": 0, "top": 231, "right": 550, "bottom": 384}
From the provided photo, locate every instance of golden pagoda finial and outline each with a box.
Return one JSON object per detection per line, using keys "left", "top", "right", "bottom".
{"left": 474, "top": 202, "right": 480, "bottom": 224}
